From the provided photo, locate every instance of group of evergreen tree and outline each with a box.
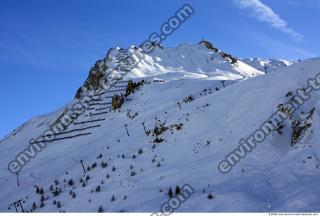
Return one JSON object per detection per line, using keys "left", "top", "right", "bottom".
{"left": 168, "top": 185, "right": 182, "bottom": 198}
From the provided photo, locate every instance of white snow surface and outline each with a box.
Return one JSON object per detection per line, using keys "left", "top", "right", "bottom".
{"left": 1, "top": 43, "right": 320, "bottom": 212}
{"left": 242, "top": 58, "right": 293, "bottom": 73}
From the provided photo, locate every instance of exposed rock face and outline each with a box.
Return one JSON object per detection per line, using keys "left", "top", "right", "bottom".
{"left": 74, "top": 47, "right": 134, "bottom": 99}
{"left": 74, "top": 57, "right": 110, "bottom": 99}
{"left": 111, "top": 94, "right": 124, "bottom": 110}
{"left": 83, "top": 60, "right": 108, "bottom": 91}
{"left": 125, "top": 80, "right": 144, "bottom": 97}
{"left": 75, "top": 87, "right": 83, "bottom": 99}
{"left": 291, "top": 107, "right": 315, "bottom": 146}
{"left": 199, "top": 40, "right": 238, "bottom": 65}
{"left": 199, "top": 40, "right": 219, "bottom": 52}
{"left": 151, "top": 42, "right": 164, "bottom": 50}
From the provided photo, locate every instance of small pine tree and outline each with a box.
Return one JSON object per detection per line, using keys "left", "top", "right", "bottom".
{"left": 111, "top": 195, "right": 115, "bottom": 202}
{"left": 207, "top": 193, "right": 214, "bottom": 200}
{"left": 40, "top": 195, "right": 45, "bottom": 202}
{"left": 98, "top": 206, "right": 104, "bottom": 213}
{"left": 40, "top": 201, "right": 44, "bottom": 208}
{"left": 106, "top": 174, "right": 110, "bottom": 179}
{"left": 32, "top": 202, "right": 37, "bottom": 210}
{"left": 138, "top": 149, "right": 143, "bottom": 154}
{"left": 72, "top": 192, "right": 76, "bottom": 198}
{"left": 91, "top": 162, "right": 97, "bottom": 169}
{"left": 52, "top": 188, "right": 61, "bottom": 197}
{"left": 101, "top": 161, "right": 108, "bottom": 168}
{"left": 86, "top": 175, "right": 90, "bottom": 181}
{"left": 68, "top": 179, "right": 74, "bottom": 186}
{"left": 96, "top": 185, "right": 101, "bottom": 192}
{"left": 175, "top": 186, "right": 181, "bottom": 195}
{"left": 35, "top": 186, "right": 40, "bottom": 194}
{"left": 112, "top": 166, "right": 116, "bottom": 172}
{"left": 168, "top": 187, "right": 173, "bottom": 198}
{"left": 39, "top": 187, "right": 44, "bottom": 195}
{"left": 57, "top": 201, "right": 61, "bottom": 208}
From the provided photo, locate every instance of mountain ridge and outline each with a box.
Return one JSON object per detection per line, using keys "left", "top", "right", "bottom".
{"left": 1, "top": 41, "right": 320, "bottom": 212}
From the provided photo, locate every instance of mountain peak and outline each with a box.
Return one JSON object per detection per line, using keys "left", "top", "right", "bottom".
{"left": 75, "top": 41, "right": 263, "bottom": 98}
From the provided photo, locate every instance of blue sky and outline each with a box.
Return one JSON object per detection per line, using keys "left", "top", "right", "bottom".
{"left": 0, "top": 0, "right": 319, "bottom": 138}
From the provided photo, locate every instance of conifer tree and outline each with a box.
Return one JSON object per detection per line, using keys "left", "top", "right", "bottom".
{"left": 98, "top": 206, "right": 104, "bottom": 213}
{"left": 168, "top": 187, "right": 173, "bottom": 198}
{"left": 175, "top": 186, "right": 181, "bottom": 195}
{"left": 32, "top": 202, "right": 37, "bottom": 210}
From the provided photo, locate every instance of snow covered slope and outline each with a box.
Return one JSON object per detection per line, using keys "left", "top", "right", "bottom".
{"left": 242, "top": 58, "right": 292, "bottom": 73}
{"left": 74, "top": 41, "right": 262, "bottom": 98}
{"left": 1, "top": 42, "right": 320, "bottom": 212}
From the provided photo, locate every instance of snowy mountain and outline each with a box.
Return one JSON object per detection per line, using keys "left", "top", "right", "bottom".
{"left": 75, "top": 41, "right": 262, "bottom": 98}
{"left": 242, "top": 58, "right": 293, "bottom": 73}
{"left": 1, "top": 41, "right": 320, "bottom": 213}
